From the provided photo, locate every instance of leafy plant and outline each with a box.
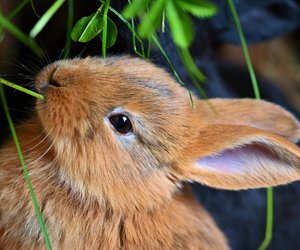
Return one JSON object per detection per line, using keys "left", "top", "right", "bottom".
{"left": 71, "top": 0, "right": 117, "bottom": 58}
{"left": 122, "top": 0, "right": 217, "bottom": 94}
{"left": 122, "top": 0, "right": 217, "bottom": 48}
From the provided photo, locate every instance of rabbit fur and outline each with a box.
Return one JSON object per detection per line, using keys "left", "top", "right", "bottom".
{"left": 0, "top": 56, "right": 300, "bottom": 249}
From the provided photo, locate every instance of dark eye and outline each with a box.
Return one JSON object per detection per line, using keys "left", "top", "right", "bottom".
{"left": 109, "top": 115, "right": 133, "bottom": 134}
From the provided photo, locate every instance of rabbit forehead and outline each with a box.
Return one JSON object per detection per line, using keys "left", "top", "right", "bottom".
{"left": 61, "top": 57, "right": 194, "bottom": 134}
{"left": 48, "top": 56, "right": 188, "bottom": 111}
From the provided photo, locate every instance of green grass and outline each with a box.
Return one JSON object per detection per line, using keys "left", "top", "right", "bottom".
{"left": 30, "top": 0, "right": 65, "bottom": 38}
{"left": 0, "top": 85, "right": 52, "bottom": 250}
{"left": 0, "top": 78, "right": 44, "bottom": 100}
{"left": 101, "top": 0, "right": 111, "bottom": 58}
{"left": 227, "top": 1, "right": 273, "bottom": 249}
{"left": 0, "top": 11, "right": 44, "bottom": 57}
{"left": 63, "top": 0, "right": 74, "bottom": 58}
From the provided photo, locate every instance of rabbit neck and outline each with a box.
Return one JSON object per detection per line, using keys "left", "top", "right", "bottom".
{"left": 0, "top": 155, "right": 228, "bottom": 250}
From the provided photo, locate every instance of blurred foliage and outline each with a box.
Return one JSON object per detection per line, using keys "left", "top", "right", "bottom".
{"left": 123, "top": 0, "right": 217, "bottom": 48}
{"left": 0, "top": 0, "right": 219, "bottom": 94}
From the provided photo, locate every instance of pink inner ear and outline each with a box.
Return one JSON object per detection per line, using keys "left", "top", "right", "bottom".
{"left": 196, "top": 142, "right": 283, "bottom": 175}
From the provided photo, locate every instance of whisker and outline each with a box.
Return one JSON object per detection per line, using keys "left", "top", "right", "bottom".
{"left": 29, "top": 137, "right": 55, "bottom": 165}
{"left": 3, "top": 122, "right": 54, "bottom": 157}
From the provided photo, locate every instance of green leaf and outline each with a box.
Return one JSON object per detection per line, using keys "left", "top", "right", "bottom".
{"left": 166, "top": 1, "right": 194, "bottom": 48}
{"left": 122, "top": 0, "right": 151, "bottom": 19}
{"left": 30, "top": 0, "right": 65, "bottom": 38}
{"left": 71, "top": 10, "right": 104, "bottom": 43}
{"left": 100, "top": 17, "right": 117, "bottom": 48}
{"left": 179, "top": 47, "right": 206, "bottom": 82}
{"left": 176, "top": 0, "right": 217, "bottom": 18}
{"left": 138, "top": 0, "right": 167, "bottom": 38}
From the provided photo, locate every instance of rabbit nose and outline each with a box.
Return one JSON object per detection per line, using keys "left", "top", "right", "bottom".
{"left": 36, "top": 66, "right": 61, "bottom": 95}
{"left": 37, "top": 81, "right": 48, "bottom": 95}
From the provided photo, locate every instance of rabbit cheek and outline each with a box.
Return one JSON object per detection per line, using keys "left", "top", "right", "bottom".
{"left": 36, "top": 89, "right": 91, "bottom": 140}
{"left": 87, "top": 130, "right": 177, "bottom": 212}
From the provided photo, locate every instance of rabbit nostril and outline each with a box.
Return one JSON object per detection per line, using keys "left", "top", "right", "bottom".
{"left": 36, "top": 78, "right": 61, "bottom": 95}
{"left": 49, "top": 78, "right": 61, "bottom": 87}
{"left": 47, "top": 65, "right": 60, "bottom": 87}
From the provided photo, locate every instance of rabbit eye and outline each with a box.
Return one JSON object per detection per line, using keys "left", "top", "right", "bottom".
{"left": 109, "top": 114, "right": 133, "bottom": 134}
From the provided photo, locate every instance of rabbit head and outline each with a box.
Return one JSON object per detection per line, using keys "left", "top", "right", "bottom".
{"left": 35, "top": 56, "right": 300, "bottom": 214}
{"left": 35, "top": 56, "right": 199, "bottom": 213}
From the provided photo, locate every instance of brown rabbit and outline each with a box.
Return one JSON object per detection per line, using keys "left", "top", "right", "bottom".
{"left": 1, "top": 56, "right": 300, "bottom": 249}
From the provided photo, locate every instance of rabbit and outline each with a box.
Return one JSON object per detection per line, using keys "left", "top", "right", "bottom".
{"left": 0, "top": 56, "right": 300, "bottom": 250}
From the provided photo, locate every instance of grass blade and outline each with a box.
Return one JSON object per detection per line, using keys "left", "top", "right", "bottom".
{"left": 227, "top": 1, "right": 273, "bottom": 249}
{"left": 0, "top": 0, "right": 30, "bottom": 42}
{"left": 8, "top": 0, "right": 30, "bottom": 20}
{"left": 30, "top": 0, "right": 65, "bottom": 38}
{"left": 63, "top": 0, "right": 74, "bottom": 58}
{"left": 258, "top": 187, "right": 274, "bottom": 250}
{"left": 179, "top": 48, "right": 206, "bottom": 82}
{"left": 0, "top": 78, "right": 44, "bottom": 100}
{"left": 130, "top": 16, "right": 145, "bottom": 57}
{"left": 0, "top": 85, "right": 51, "bottom": 249}
{"left": 161, "top": 10, "right": 165, "bottom": 33}
{"left": 151, "top": 35, "right": 184, "bottom": 85}
{"left": 151, "top": 35, "right": 195, "bottom": 108}
{"left": 0, "top": 12, "right": 44, "bottom": 57}
{"left": 227, "top": 0, "right": 260, "bottom": 99}
{"left": 101, "top": 17, "right": 117, "bottom": 48}
{"left": 102, "top": 1, "right": 145, "bottom": 57}
{"left": 102, "top": 0, "right": 110, "bottom": 58}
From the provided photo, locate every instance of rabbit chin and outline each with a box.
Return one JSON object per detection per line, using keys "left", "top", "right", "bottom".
{"left": 49, "top": 135, "right": 181, "bottom": 214}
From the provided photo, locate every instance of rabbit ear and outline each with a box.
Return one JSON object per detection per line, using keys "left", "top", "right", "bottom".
{"left": 198, "top": 99, "right": 300, "bottom": 143}
{"left": 179, "top": 124, "right": 300, "bottom": 190}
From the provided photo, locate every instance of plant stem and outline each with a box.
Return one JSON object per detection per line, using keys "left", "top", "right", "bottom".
{"left": 227, "top": 0, "right": 260, "bottom": 99}
{"left": 30, "top": 0, "right": 65, "bottom": 38}
{"left": 8, "top": 0, "right": 30, "bottom": 19}
{"left": 102, "top": 1, "right": 145, "bottom": 57}
{"left": 259, "top": 188, "right": 274, "bottom": 250}
{"left": 0, "top": 85, "right": 51, "bottom": 250}
{"left": 227, "top": 1, "right": 273, "bottom": 249}
{"left": 151, "top": 35, "right": 195, "bottom": 108}
{"left": 0, "top": 12, "right": 44, "bottom": 57}
{"left": 0, "top": 78, "right": 44, "bottom": 100}
{"left": 63, "top": 0, "right": 74, "bottom": 58}
{"left": 102, "top": 0, "right": 110, "bottom": 58}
